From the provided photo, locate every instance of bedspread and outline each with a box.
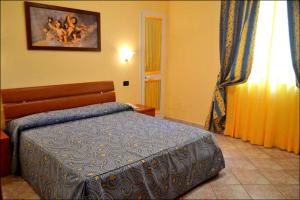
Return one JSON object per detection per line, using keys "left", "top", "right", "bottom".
{"left": 7, "top": 102, "right": 225, "bottom": 199}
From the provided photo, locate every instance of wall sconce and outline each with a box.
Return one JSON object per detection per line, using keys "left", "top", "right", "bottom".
{"left": 119, "top": 46, "right": 134, "bottom": 63}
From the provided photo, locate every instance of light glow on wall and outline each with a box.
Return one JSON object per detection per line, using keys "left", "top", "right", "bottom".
{"left": 119, "top": 46, "right": 135, "bottom": 63}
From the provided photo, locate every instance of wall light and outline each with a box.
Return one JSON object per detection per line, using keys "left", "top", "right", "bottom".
{"left": 119, "top": 46, "right": 135, "bottom": 63}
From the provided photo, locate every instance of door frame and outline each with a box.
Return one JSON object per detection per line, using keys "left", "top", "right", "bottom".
{"left": 140, "top": 10, "right": 166, "bottom": 117}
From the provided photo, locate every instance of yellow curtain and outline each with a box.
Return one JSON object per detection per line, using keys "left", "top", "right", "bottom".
{"left": 144, "top": 17, "right": 162, "bottom": 111}
{"left": 225, "top": 84, "right": 299, "bottom": 154}
{"left": 145, "top": 17, "right": 162, "bottom": 74}
{"left": 145, "top": 80, "right": 161, "bottom": 111}
{"left": 225, "top": 1, "right": 300, "bottom": 154}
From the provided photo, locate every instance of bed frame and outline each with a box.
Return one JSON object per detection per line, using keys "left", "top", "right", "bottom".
{"left": 1, "top": 81, "right": 116, "bottom": 123}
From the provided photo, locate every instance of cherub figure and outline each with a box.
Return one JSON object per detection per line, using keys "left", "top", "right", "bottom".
{"left": 65, "top": 16, "right": 78, "bottom": 40}
{"left": 44, "top": 17, "right": 67, "bottom": 43}
{"left": 43, "top": 15, "right": 89, "bottom": 44}
{"left": 53, "top": 20, "right": 67, "bottom": 42}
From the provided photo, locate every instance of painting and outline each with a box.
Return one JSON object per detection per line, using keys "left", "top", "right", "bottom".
{"left": 25, "top": 2, "right": 101, "bottom": 51}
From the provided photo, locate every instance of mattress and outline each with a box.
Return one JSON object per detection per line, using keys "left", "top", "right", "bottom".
{"left": 7, "top": 102, "right": 225, "bottom": 199}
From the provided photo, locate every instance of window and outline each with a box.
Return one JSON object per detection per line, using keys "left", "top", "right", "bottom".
{"left": 248, "top": 1, "right": 296, "bottom": 90}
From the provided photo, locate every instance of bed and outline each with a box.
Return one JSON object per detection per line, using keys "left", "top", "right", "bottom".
{"left": 2, "top": 81, "right": 225, "bottom": 199}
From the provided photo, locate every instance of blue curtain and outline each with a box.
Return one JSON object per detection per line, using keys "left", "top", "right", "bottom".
{"left": 205, "top": 1, "right": 260, "bottom": 132}
{"left": 287, "top": 0, "right": 300, "bottom": 87}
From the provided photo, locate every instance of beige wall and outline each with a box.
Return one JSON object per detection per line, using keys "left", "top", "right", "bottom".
{"left": 1, "top": 1, "right": 220, "bottom": 126}
{"left": 0, "top": 1, "right": 168, "bottom": 103}
{"left": 165, "top": 1, "right": 220, "bottom": 126}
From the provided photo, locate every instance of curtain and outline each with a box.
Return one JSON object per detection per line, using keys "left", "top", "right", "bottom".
{"left": 287, "top": 0, "right": 300, "bottom": 87}
{"left": 225, "top": 85, "right": 299, "bottom": 154}
{"left": 145, "top": 17, "right": 162, "bottom": 74}
{"left": 145, "top": 80, "right": 161, "bottom": 111}
{"left": 144, "top": 17, "right": 162, "bottom": 111}
{"left": 225, "top": 1, "right": 299, "bottom": 154}
{"left": 205, "top": 1, "right": 260, "bottom": 132}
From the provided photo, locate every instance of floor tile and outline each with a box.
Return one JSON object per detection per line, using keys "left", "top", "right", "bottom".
{"left": 284, "top": 169, "right": 300, "bottom": 180}
{"left": 274, "top": 184, "right": 300, "bottom": 199}
{"left": 274, "top": 158, "right": 299, "bottom": 170}
{"left": 259, "top": 169, "right": 299, "bottom": 185}
{"left": 182, "top": 183, "right": 216, "bottom": 199}
{"left": 249, "top": 158, "right": 283, "bottom": 170}
{"left": 209, "top": 168, "right": 240, "bottom": 186}
{"left": 232, "top": 169, "right": 270, "bottom": 185}
{"left": 243, "top": 184, "right": 284, "bottom": 199}
{"left": 216, "top": 141, "right": 235, "bottom": 148}
{"left": 226, "top": 158, "right": 257, "bottom": 170}
{"left": 262, "top": 148, "right": 299, "bottom": 159}
{"left": 212, "top": 185, "right": 251, "bottom": 199}
{"left": 233, "top": 141, "right": 257, "bottom": 149}
{"left": 2, "top": 181, "right": 40, "bottom": 200}
{"left": 222, "top": 149, "right": 245, "bottom": 159}
{"left": 240, "top": 148, "right": 271, "bottom": 159}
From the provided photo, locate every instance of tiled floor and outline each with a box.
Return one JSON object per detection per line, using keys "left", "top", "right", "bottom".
{"left": 1, "top": 133, "right": 299, "bottom": 199}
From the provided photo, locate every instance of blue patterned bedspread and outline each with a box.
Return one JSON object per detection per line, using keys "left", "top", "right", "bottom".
{"left": 7, "top": 102, "right": 225, "bottom": 199}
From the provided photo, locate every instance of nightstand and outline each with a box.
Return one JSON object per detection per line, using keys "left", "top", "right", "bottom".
{"left": 133, "top": 104, "right": 155, "bottom": 117}
{"left": 0, "top": 131, "right": 10, "bottom": 177}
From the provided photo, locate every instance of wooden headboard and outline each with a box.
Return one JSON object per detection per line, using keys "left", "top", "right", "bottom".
{"left": 1, "top": 81, "right": 116, "bottom": 123}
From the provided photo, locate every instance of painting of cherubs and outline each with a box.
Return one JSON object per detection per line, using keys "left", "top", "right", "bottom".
{"left": 26, "top": 2, "right": 100, "bottom": 50}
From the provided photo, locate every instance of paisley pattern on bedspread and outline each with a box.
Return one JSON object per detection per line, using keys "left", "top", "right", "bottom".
{"left": 7, "top": 102, "right": 225, "bottom": 199}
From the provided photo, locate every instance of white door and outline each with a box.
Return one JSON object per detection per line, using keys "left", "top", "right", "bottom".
{"left": 140, "top": 11, "right": 165, "bottom": 117}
